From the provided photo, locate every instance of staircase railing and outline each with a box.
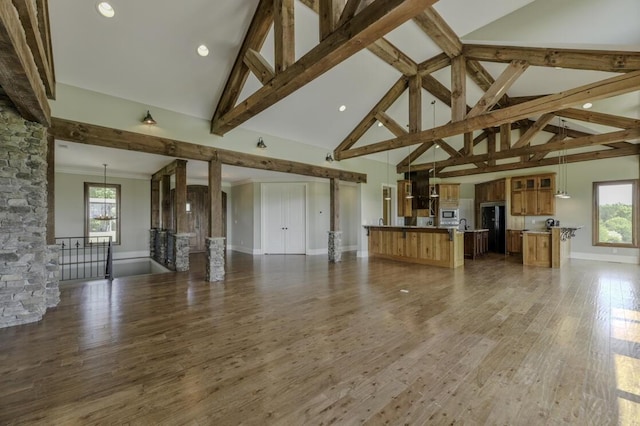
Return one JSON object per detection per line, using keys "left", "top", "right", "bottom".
{"left": 55, "top": 236, "right": 114, "bottom": 281}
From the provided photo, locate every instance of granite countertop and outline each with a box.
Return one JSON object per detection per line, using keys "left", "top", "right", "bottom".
{"left": 463, "top": 228, "right": 489, "bottom": 233}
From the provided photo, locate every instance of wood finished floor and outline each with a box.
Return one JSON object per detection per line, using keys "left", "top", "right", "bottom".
{"left": 1, "top": 252, "right": 639, "bottom": 425}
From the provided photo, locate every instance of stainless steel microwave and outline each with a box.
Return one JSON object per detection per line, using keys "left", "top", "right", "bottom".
{"left": 439, "top": 208, "right": 459, "bottom": 226}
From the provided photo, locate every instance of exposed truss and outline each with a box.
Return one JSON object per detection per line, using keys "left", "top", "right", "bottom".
{"left": 212, "top": 1, "right": 640, "bottom": 176}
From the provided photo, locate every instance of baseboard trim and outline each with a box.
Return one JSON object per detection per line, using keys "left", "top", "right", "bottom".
{"left": 357, "top": 250, "right": 369, "bottom": 258}
{"left": 571, "top": 252, "right": 639, "bottom": 264}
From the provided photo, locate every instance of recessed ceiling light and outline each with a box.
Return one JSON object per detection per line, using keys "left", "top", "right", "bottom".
{"left": 554, "top": 66, "right": 563, "bottom": 70}
{"left": 197, "top": 44, "right": 209, "bottom": 57}
{"left": 378, "top": 122, "right": 383, "bottom": 127}
{"left": 582, "top": 102, "right": 593, "bottom": 109}
{"left": 97, "top": 2, "right": 115, "bottom": 18}
{"left": 339, "top": 105, "right": 346, "bottom": 112}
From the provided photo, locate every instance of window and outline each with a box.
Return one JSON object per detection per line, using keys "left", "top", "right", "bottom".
{"left": 593, "top": 180, "right": 638, "bottom": 248}
{"left": 85, "top": 182, "right": 121, "bottom": 244}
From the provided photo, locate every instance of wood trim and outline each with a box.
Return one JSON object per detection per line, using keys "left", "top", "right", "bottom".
{"left": 592, "top": 179, "right": 638, "bottom": 248}
{"left": 50, "top": 118, "right": 367, "bottom": 183}
{"left": 435, "top": 146, "right": 640, "bottom": 178}
{"left": 0, "top": 0, "right": 50, "bottom": 125}
{"left": 335, "top": 77, "right": 407, "bottom": 153}
{"left": 463, "top": 44, "right": 640, "bottom": 73}
{"left": 336, "top": 70, "right": 640, "bottom": 160}
{"left": 274, "top": 0, "right": 295, "bottom": 73}
{"left": 11, "top": 0, "right": 54, "bottom": 98}
{"left": 212, "top": 0, "right": 437, "bottom": 135}
{"left": 466, "top": 60, "right": 528, "bottom": 118}
{"left": 244, "top": 48, "right": 275, "bottom": 84}
{"left": 211, "top": 0, "right": 274, "bottom": 130}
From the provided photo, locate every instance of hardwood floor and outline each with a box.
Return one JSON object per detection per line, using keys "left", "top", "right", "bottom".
{"left": 1, "top": 252, "right": 639, "bottom": 425}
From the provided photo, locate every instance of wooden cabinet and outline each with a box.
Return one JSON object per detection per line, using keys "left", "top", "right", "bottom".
{"left": 523, "top": 232, "right": 551, "bottom": 267}
{"left": 437, "top": 183, "right": 460, "bottom": 205}
{"left": 506, "top": 229, "right": 522, "bottom": 254}
{"left": 464, "top": 230, "right": 489, "bottom": 259}
{"left": 397, "top": 180, "right": 412, "bottom": 217}
{"left": 510, "top": 173, "right": 556, "bottom": 216}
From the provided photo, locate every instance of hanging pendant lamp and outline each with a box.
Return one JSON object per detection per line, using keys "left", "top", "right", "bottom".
{"left": 406, "top": 146, "right": 414, "bottom": 199}
{"left": 94, "top": 164, "right": 116, "bottom": 221}
{"left": 384, "top": 150, "right": 391, "bottom": 201}
{"left": 430, "top": 100, "right": 439, "bottom": 198}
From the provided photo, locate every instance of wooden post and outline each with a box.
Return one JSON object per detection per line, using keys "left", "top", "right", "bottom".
{"left": 209, "top": 157, "right": 223, "bottom": 237}
{"left": 174, "top": 160, "right": 188, "bottom": 234}
{"left": 161, "top": 174, "right": 171, "bottom": 230}
{"left": 330, "top": 178, "right": 340, "bottom": 231}
{"left": 46, "top": 132, "right": 55, "bottom": 244}
{"left": 409, "top": 74, "right": 422, "bottom": 133}
{"left": 150, "top": 179, "right": 160, "bottom": 229}
{"left": 450, "top": 55, "right": 466, "bottom": 122}
{"left": 274, "top": 0, "right": 295, "bottom": 73}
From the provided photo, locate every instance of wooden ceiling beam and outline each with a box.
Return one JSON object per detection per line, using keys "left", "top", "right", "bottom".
{"left": 397, "top": 141, "right": 435, "bottom": 168}
{"left": 319, "top": 0, "right": 346, "bottom": 40}
{"left": 466, "top": 60, "right": 529, "bottom": 118}
{"left": 412, "top": 7, "right": 462, "bottom": 58}
{"left": 213, "top": 0, "right": 436, "bottom": 135}
{"left": 401, "top": 127, "right": 640, "bottom": 172}
{"left": 36, "top": 0, "right": 55, "bottom": 92}
{"left": 0, "top": 1, "right": 50, "bottom": 125}
{"left": 50, "top": 118, "right": 367, "bottom": 183}
{"left": 418, "top": 53, "right": 450, "bottom": 76}
{"left": 409, "top": 74, "right": 422, "bottom": 133}
{"left": 375, "top": 111, "right": 407, "bottom": 137}
{"left": 274, "top": 0, "right": 295, "bottom": 73}
{"left": 11, "top": 0, "right": 54, "bottom": 98}
{"left": 211, "top": 0, "right": 273, "bottom": 131}
{"left": 463, "top": 44, "right": 640, "bottom": 73}
{"left": 556, "top": 108, "right": 640, "bottom": 129}
{"left": 367, "top": 38, "right": 418, "bottom": 76}
{"left": 511, "top": 113, "right": 556, "bottom": 149}
{"left": 336, "top": 70, "right": 640, "bottom": 160}
{"left": 244, "top": 48, "right": 275, "bottom": 84}
{"left": 500, "top": 123, "right": 511, "bottom": 150}
{"left": 334, "top": 76, "right": 407, "bottom": 153}
{"left": 451, "top": 55, "right": 466, "bottom": 121}
{"left": 437, "top": 145, "right": 640, "bottom": 178}
{"left": 337, "top": 0, "right": 361, "bottom": 27}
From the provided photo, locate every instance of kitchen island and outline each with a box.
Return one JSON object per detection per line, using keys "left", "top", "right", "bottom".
{"left": 364, "top": 226, "right": 464, "bottom": 268}
{"left": 522, "top": 227, "right": 580, "bottom": 268}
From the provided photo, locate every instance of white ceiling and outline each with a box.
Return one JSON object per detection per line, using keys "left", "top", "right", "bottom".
{"left": 49, "top": 0, "right": 640, "bottom": 180}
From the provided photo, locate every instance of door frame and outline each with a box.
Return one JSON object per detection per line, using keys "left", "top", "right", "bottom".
{"left": 260, "top": 182, "right": 309, "bottom": 255}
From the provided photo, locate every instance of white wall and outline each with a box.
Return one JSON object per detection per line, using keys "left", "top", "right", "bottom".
{"left": 229, "top": 182, "right": 255, "bottom": 254}
{"left": 55, "top": 172, "right": 150, "bottom": 258}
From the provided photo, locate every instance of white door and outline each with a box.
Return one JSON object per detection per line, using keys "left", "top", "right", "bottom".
{"left": 263, "top": 183, "right": 306, "bottom": 254}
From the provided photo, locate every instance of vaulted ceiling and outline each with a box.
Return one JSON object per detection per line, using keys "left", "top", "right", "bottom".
{"left": 49, "top": 0, "right": 640, "bottom": 177}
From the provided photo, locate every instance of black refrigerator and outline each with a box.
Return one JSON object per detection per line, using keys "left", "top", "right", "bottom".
{"left": 481, "top": 205, "right": 506, "bottom": 254}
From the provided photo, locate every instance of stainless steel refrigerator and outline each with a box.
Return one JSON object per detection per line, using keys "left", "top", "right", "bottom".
{"left": 481, "top": 204, "right": 506, "bottom": 254}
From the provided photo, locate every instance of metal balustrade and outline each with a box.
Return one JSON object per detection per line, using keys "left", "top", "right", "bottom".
{"left": 55, "top": 236, "right": 113, "bottom": 281}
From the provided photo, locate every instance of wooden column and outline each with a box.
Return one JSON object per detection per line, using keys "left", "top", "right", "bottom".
{"left": 500, "top": 123, "right": 511, "bottom": 150}
{"left": 161, "top": 174, "right": 171, "bottom": 230}
{"left": 150, "top": 179, "right": 160, "bottom": 229}
{"left": 209, "top": 157, "right": 223, "bottom": 237}
{"left": 174, "top": 160, "right": 188, "bottom": 234}
{"left": 46, "top": 132, "right": 55, "bottom": 244}
{"left": 487, "top": 132, "right": 496, "bottom": 166}
{"left": 409, "top": 74, "right": 422, "bottom": 133}
{"left": 330, "top": 178, "right": 340, "bottom": 231}
{"left": 450, "top": 55, "right": 466, "bottom": 122}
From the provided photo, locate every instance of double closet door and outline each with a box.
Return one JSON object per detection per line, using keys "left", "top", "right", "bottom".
{"left": 263, "top": 183, "right": 306, "bottom": 254}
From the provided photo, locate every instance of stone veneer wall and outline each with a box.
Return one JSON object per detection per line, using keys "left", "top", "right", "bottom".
{"left": 0, "top": 97, "right": 56, "bottom": 328}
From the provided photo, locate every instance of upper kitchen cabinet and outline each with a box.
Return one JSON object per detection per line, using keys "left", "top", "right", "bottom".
{"left": 397, "top": 180, "right": 413, "bottom": 217}
{"left": 510, "top": 173, "right": 556, "bottom": 216}
{"left": 437, "top": 183, "right": 460, "bottom": 206}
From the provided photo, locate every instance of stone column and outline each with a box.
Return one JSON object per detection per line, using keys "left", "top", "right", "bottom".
{"left": 149, "top": 228, "right": 158, "bottom": 259}
{"left": 0, "top": 98, "right": 50, "bottom": 328}
{"left": 328, "top": 231, "right": 343, "bottom": 263}
{"left": 206, "top": 237, "right": 226, "bottom": 282}
{"left": 156, "top": 230, "right": 167, "bottom": 265}
{"left": 174, "top": 234, "right": 190, "bottom": 272}
{"left": 45, "top": 245, "right": 60, "bottom": 307}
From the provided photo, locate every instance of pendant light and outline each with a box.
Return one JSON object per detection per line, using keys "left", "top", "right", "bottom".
{"left": 142, "top": 110, "right": 157, "bottom": 125}
{"left": 555, "top": 119, "right": 571, "bottom": 199}
{"left": 430, "top": 100, "right": 439, "bottom": 198}
{"left": 554, "top": 118, "right": 565, "bottom": 198}
{"left": 406, "top": 146, "right": 414, "bottom": 199}
{"left": 94, "top": 164, "right": 116, "bottom": 221}
{"left": 560, "top": 121, "right": 571, "bottom": 199}
{"left": 384, "top": 150, "right": 391, "bottom": 201}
